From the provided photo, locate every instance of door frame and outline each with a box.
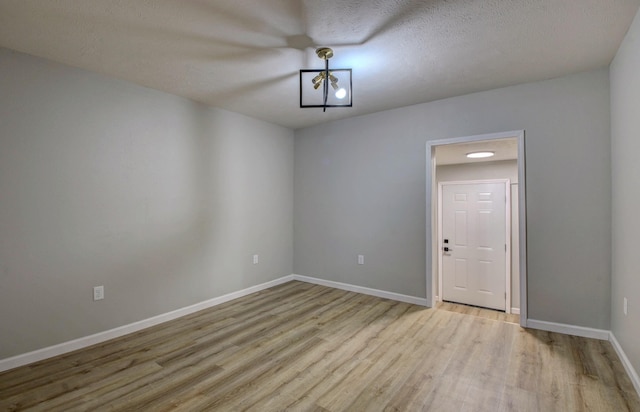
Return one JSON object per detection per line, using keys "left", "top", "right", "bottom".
{"left": 438, "top": 179, "right": 511, "bottom": 313}
{"left": 426, "top": 130, "right": 527, "bottom": 328}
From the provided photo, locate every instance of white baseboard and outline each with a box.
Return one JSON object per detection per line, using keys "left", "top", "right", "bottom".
{"left": 292, "top": 274, "right": 428, "bottom": 306}
{"left": 4, "top": 272, "right": 636, "bottom": 402}
{"left": 527, "top": 319, "right": 610, "bottom": 340}
{"left": 609, "top": 332, "right": 640, "bottom": 397}
{"left": 0, "top": 275, "right": 294, "bottom": 373}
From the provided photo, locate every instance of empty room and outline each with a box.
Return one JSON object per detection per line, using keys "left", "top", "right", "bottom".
{"left": 1, "top": 1, "right": 640, "bottom": 410}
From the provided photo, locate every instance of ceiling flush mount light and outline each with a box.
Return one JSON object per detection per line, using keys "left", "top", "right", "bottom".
{"left": 300, "top": 47, "right": 352, "bottom": 112}
{"left": 466, "top": 151, "right": 495, "bottom": 159}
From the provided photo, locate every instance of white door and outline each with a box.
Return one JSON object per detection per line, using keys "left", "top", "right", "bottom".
{"left": 440, "top": 181, "right": 508, "bottom": 311}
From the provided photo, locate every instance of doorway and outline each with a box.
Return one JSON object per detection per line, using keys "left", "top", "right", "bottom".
{"left": 426, "top": 130, "right": 527, "bottom": 327}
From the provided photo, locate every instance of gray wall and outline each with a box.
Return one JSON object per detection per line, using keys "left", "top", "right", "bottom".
{"left": 0, "top": 49, "right": 294, "bottom": 359}
{"left": 294, "top": 68, "right": 611, "bottom": 329}
{"left": 610, "top": 8, "right": 640, "bottom": 376}
{"left": 0, "top": 41, "right": 621, "bottom": 361}
{"left": 436, "top": 160, "right": 520, "bottom": 310}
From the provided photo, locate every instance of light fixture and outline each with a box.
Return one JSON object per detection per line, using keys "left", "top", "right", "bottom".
{"left": 466, "top": 151, "right": 495, "bottom": 159}
{"left": 300, "top": 47, "right": 352, "bottom": 112}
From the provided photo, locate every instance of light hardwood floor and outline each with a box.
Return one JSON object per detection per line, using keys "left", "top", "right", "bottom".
{"left": 1, "top": 281, "right": 638, "bottom": 411}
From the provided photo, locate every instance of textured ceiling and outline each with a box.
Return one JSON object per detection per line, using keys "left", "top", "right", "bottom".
{"left": 1, "top": 0, "right": 638, "bottom": 129}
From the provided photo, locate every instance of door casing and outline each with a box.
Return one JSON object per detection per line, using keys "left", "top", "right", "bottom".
{"left": 426, "top": 130, "right": 527, "bottom": 328}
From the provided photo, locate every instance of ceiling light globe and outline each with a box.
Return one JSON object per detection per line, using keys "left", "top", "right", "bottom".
{"left": 466, "top": 151, "right": 495, "bottom": 159}
{"left": 335, "top": 88, "right": 347, "bottom": 99}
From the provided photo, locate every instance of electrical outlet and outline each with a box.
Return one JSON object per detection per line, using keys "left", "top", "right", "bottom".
{"left": 358, "top": 255, "right": 364, "bottom": 265}
{"left": 624, "top": 297, "right": 628, "bottom": 316}
{"left": 253, "top": 254, "right": 259, "bottom": 265}
{"left": 93, "top": 285, "right": 104, "bottom": 301}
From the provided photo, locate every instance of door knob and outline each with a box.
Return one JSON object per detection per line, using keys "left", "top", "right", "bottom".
{"left": 444, "top": 246, "right": 451, "bottom": 252}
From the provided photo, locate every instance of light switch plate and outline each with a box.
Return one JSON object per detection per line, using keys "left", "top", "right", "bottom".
{"left": 93, "top": 285, "right": 104, "bottom": 301}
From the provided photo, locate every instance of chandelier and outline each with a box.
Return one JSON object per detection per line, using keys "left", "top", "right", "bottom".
{"left": 299, "top": 47, "right": 352, "bottom": 112}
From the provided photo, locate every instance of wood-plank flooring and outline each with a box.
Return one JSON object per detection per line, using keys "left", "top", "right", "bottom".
{"left": 1, "top": 281, "right": 638, "bottom": 411}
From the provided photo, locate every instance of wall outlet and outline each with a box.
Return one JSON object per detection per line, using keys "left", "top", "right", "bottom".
{"left": 93, "top": 285, "right": 104, "bottom": 301}
{"left": 624, "top": 297, "right": 628, "bottom": 316}
{"left": 358, "top": 255, "right": 364, "bottom": 265}
{"left": 253, "top": 254, "right": 259, "bottom": 265}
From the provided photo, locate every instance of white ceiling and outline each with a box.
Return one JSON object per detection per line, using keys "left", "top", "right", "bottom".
{"left": 435, "top": 138, "right": 518, "bottom": 165}
{"left": 1, "top": 0, "right": 638, "bottom": 130}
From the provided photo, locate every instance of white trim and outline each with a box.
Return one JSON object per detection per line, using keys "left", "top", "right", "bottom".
{"left": 0, "top": 275, "right": 294, "bottom": 373}
{"left": 609, "top": 332, "right": 640, "bottom": 397}
{"left": 3, "top": 273, "right": 638, "bottom": 399}
{"left": 437, "top": 179, "right": 511, "bottom": 314}
{"left": 516, "top": 131, "right": 527, "bottom": 328}
{"left": 505, "top": 180, "right": 512, "bottom": 315}
{"left": 527, "top": 319, "right": 609, "bottom": 340}
{"left": 511, "top": 308, "right": 520, "bottom": 315}
{"left": 426, "top": 146, "right": 437, "bottom": 308}
{"left": 292, "top": 274, "right": 429, "bottom": 306}
{"left": 437, "top": 182, "right": 443, "bottom": 303}
{"left": 426, "top": 130, "right": 527, "bottom": 327}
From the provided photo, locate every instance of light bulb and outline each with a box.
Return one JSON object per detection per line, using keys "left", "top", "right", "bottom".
{"left": 335, "top": 88, "right": 347, "bottom": 99}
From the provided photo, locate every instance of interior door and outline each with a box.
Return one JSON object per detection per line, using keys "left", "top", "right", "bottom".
{"left": 441, "top": 181, "right": 508, "bottom": 311}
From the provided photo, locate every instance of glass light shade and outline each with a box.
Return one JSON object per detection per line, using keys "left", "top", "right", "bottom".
{"left": 466, "top": 151, "right": 495, "bottom": 159}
